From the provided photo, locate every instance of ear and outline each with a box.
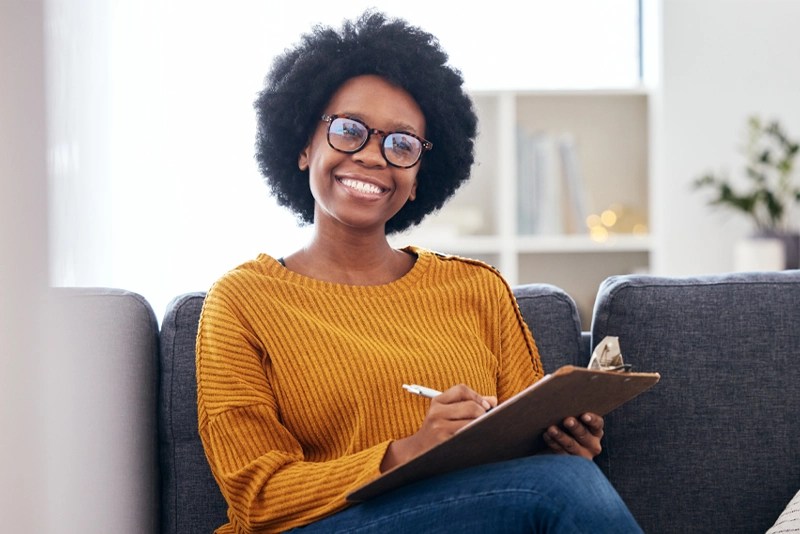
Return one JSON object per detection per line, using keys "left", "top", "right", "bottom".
{"left": 298, "top": 146, "right": 310, "bottom": 171}
{"left": 408, "top": 179, "right": 417, "bottom": 201}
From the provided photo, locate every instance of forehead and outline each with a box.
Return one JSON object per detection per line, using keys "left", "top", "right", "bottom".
{"left": 325, "top": 75, "right": 425, "bottom": 133}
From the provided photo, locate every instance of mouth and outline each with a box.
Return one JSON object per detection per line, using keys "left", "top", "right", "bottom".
{"left": 337, "top": 176, "right": 388, "bottom": 196}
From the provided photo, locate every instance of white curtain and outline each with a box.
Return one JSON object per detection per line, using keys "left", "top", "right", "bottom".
{"left": 46, "top": 0, "right": 640, "bottom": 320}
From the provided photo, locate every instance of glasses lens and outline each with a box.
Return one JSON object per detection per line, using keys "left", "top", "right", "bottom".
{"left": 383, "top": 133, "right": 422, "bottom": 167}
{"left": 328, "top": 117, "right": 368, "bottom": 152}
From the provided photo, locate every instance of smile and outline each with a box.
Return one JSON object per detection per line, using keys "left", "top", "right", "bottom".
{"left": 338, "top": 177, "right": 387, "bottom": 195}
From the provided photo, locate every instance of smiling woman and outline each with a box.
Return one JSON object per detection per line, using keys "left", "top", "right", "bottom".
{"left": 45, "top": 0, "right": 640, "bottom": 320}
{"left": 192, "top": 10, "right": 643, "bottom": 533}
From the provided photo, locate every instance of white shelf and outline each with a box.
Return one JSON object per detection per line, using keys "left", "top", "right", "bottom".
{"left": 515, "top": 234, "right": 652, "bottom": 253}
{"left": 394, "top": 234, "right": 652, "bottom": 256}
{"left": 471, "top": 86, "right": 651, "bottom": 98}
{"left": 396, "top": 88, "right": 651, "bottom": 325}
{"left": 391, "top": 234, "right": 502, "bottom": 255}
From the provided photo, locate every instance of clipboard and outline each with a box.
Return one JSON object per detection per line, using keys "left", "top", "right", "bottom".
{"left": 347, "top": 365, "right": 660, "bottom": 502}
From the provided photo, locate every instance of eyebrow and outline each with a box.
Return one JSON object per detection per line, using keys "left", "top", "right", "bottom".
{"left": 336, "top": 112, "right": 420, "bottom": 134}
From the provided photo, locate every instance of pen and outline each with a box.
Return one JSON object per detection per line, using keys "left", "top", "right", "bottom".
{"left": 402, "top": 383, "right": 442, "bottom": 399}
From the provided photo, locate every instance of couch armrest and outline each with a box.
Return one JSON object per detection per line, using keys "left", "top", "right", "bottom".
{"left": 48, "top": 288, "right": 159, "bottom": 533}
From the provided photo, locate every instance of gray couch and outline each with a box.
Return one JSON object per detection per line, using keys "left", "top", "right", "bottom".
{"left": 60, "top": 270, "right": 800, "bottom": 533}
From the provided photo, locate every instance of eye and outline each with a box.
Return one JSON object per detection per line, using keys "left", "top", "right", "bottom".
{"left": 389, "top": 134, "right": 418, "bottom": 154}
{"left": 338, "top": 120, "right": 365, "bottom": 139}
{"left": 328, "top": 117, "right": 368, "bottom": 151}
{"left": 342, "top": 124, "right": 359, "bottom": 137}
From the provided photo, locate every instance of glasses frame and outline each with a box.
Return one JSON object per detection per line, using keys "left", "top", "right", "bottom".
{"left": 321, "top": 114, "right": 433, "bottom": 169}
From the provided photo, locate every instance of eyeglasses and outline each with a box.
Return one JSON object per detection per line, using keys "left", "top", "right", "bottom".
{"left": 321, "top": 114, "right": 432, "bottom": 168}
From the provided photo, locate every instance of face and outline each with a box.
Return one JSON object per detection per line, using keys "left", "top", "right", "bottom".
{"left": 298, "top": 75, "right": 426, "bottom": 235}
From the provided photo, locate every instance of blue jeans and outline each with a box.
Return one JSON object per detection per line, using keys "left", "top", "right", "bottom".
{"left": 290, "top": 455, "right": 642, "bottom": 533}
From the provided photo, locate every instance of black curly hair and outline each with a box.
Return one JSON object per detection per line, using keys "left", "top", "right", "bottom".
{"left": 254, "top": 10, "right": 478, "bottom": 234}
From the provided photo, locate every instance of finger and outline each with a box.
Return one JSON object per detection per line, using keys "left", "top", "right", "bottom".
{"left": 542, "top": 427, "right": 567, "bottom": 454}
{"left": 563, "top": 417, "right": 600, "bottom": 444}
{"left": 446, "top": 400, "right": 491, "bottom": 420}
{"left": 482, "top": 395, "right": 498, "bottom": 409}
{"left": 563, "top": 418, "right": 603, "bottom": 455}
{"left": 439, "top": 384, "right": 492, "bottom": 411}
{"left": 580, "top": 413, "right": 605, "bottom": 436}
{"left": 563, "top": 417, "right": 588, "bottom": 440}
{"left": 546, "top": 424, "right": 580, "bottom": 454}
{"left": 429, "top": 398, "right": 489, "bottom": 421}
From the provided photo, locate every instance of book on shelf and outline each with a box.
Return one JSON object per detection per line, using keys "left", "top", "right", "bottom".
{"left": 516, "top": 129, "right": 589, "bottom": 236}
{"left": 558, "top": 134, "right": 590, "bottom": 235}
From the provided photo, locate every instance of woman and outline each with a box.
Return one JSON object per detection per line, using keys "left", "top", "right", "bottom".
{"left": 196, "top": 11, "right": 642, "bottom": 533}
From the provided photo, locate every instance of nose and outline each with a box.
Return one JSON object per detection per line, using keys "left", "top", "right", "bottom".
{"left": 354, "top": 134, "right": 387, "bottom": 168}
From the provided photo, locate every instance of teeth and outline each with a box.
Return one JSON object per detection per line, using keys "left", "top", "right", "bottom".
{"left": 340, "top": 178, "right": 383, "bottom": 194}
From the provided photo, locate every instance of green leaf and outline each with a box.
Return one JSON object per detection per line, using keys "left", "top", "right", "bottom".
{"left": 693, "top": 116, "right": 800, "bottom": 231}
{"left": 763, "top": 190, "right": 784, "bottom": 223}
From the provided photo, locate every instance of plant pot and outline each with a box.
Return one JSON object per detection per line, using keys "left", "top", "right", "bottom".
{"left": 779, "top": 231, "right": 800, "bottom": 269}
{"left": 736, "top": 231, "right": 800, "bottom": 271}
{"left": 734, "top": 236, "right": 785, "bottom": 271}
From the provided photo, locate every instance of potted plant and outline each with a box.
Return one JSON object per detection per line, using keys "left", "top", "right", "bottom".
{"left": 694, "top": 116, "right": 800, "bottom": 269}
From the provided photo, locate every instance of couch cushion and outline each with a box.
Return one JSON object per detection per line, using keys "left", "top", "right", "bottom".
{"left": 158, "top": 292, "right": 227, "bottom": 534}
{"left": 591, "top": 271, "right": 800, "bottom": 534}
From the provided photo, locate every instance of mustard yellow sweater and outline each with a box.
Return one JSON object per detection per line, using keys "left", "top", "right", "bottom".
{"left": 196, "top": 247, "right": 544, "bottom": 533}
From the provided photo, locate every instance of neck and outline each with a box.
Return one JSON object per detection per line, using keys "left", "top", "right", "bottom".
{"left": 284, "top": 227, "right": 413, "bottom": 285}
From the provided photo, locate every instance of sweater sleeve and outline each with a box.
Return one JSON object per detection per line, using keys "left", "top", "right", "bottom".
{"left": 196, "top": 283, "right": 390, "bottom": 534}
{"left": 494, "top": 275, "right": 545, "bottom": 403}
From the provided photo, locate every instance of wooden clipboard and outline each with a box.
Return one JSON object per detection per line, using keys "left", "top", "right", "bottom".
{"left": 347, "top": 365, "right": 660, "bottom": 502}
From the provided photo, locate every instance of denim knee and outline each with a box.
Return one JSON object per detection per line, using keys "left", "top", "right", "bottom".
{"left": 290, "top": 455, "right": 642, "bottom": 533}
{"left": 527, "top": 455, "right": 642, "bottom": 533}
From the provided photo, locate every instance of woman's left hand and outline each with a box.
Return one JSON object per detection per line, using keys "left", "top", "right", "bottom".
{"left": 543, "top": 412, "right": 604, "bottom": 459}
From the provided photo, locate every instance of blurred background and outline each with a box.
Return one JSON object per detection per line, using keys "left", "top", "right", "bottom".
{"left": 41, "top": 0, "right": 645, "bottom": 321}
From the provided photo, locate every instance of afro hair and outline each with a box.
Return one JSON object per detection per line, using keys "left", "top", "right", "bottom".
{"left": 254, "top": 10, "right": 478, "bottom": 234}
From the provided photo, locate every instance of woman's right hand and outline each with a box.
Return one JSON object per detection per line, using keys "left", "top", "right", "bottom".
{"left": 380, "top": 384, "right": 497, "bottom": 472}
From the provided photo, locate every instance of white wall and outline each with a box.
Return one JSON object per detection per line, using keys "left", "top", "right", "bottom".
{"left": 651, "top": 0, "right": 800, "bottom": 276}
{"left": 0, "top": 0, "right": 49, "bottom": 531}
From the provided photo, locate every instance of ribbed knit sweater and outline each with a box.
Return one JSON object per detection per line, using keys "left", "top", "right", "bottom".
{"left": 196, "top": 246, "right": 544, "bottom": 533}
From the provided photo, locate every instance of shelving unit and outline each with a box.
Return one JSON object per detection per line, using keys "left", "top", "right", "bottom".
{"left": 392, "top": 89, "right": 651, "bottom": 326}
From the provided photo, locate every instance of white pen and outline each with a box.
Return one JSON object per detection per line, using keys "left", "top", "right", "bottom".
{"left": 402, "top": 383, "right": 442, "bottom": 399}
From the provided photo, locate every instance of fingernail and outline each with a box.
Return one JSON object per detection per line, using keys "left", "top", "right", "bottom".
{"left": 582, "top": 414, "right": 592, "bottom": 423}
{"left": 565, "top": 418, "right": 575, "bottom": 428}
{"left": 482, "top": 400, "right": 491, "bottom": 410}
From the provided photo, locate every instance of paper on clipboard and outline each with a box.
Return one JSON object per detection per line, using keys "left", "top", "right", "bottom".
{"left": 347, "top": 365, "right": 660, "bottom": 502}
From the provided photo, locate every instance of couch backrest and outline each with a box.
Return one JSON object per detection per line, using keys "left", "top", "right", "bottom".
{"left": 158, "top": 292, "right": 227, "bottom": 534}
{"left": 512, "top": 283, "right": 588, "bottom": 372}
{"left": 157, "top": 283, "right": 584, "bottom": 533}
{"left": 591, "top": 270, "right": 800, "bottom": 534}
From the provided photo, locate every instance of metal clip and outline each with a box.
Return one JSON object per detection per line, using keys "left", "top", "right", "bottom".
{"left": 588, "top": 336, "right": 632, "bottom": 372}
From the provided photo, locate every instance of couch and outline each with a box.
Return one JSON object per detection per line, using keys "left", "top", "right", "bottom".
{"left": 57, "top": 270, "right": 800, "bottom": 533}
